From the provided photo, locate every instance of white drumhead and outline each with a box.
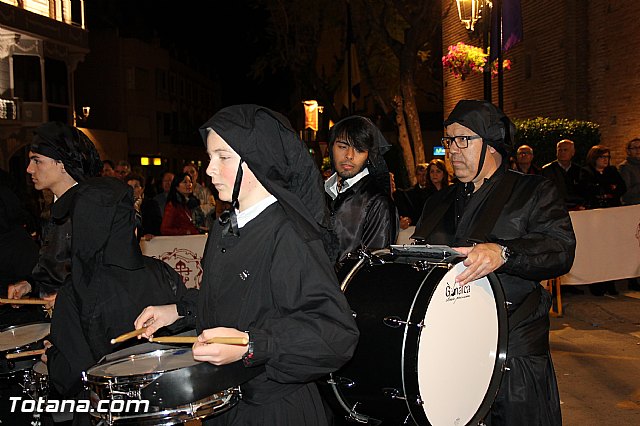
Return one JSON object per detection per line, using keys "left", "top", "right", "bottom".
{"left": 0, "top": 323, "right": 50, "bottom": 351}
{"left": 88, "top": 348, "right": 199, "bottom": 377}
{"left": 33, "top": 361, "right": 48, "bottom": 375}
{"left": 417, "top": 262, "right": 499, "bottom": 425}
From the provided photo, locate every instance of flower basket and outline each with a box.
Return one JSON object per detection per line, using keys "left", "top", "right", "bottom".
{"left": 442, "top": 42, "right": 511, "bottom": 80}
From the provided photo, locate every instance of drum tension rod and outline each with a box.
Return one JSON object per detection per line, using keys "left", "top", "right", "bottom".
{"left": 383, "top": 316, "right": 424, "bottom": 329}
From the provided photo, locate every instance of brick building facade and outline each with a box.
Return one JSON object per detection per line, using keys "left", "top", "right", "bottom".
{"left": 442, "top": 0, "right": 639, "bottom": 164}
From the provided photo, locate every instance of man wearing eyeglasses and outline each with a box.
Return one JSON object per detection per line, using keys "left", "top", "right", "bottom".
{"left": 515, "top": 144, "right": 541, "bottom": 174}
{"left": 413, "top": 100, "right": 575, "bottom": 426}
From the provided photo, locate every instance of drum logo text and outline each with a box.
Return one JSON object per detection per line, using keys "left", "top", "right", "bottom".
{"left": 445, "top": 282, "right": 471, "bottom": 301}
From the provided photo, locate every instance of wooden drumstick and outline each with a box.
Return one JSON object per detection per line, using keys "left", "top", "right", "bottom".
{"left": 110, "top": 327, "right": 148, "bottom": 344}
{"left": 0, "top": 298, "right": 48, "bottom": 305}
{"left": 5, "top": 349, "right": 46, "bottom": 359}
{"left": 149, "top": 336, "right": 249, "bottom": 345}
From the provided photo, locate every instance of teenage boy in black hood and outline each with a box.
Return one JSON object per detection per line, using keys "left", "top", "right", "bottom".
{"left": 135, "top": 105, "right": 359, "bottom": 425}
{"left": 324, "top": 116, "right": 399, "bottom": 268}
{"left": 414, "top": 100, "right": 575, "bottom": 425}
{"left": 8, "top": 122, "right": 102, "bottom": 306}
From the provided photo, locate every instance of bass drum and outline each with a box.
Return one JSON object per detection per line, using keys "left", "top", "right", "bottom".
{"left": 329, "top": 249, "right": 508, "bottom": 426}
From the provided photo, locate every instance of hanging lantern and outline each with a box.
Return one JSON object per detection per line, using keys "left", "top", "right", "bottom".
{"left": 456, "top": 0, "right": 485, "bottom": 31}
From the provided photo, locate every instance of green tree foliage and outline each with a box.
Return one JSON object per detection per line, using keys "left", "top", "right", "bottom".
{"left": 513, "top": 117, "right": 600, "bottom": 167}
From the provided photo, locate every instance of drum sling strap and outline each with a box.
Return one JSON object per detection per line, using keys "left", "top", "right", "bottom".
{"left": 462, "top": 171, "right": 543, "bottom": 332}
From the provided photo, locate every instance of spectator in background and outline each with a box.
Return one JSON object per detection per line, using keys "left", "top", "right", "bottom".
{"left": 619, "top": 138, "right": 640, "bottom": 205}
{"left": 101, "top": 159, "right": 116, "bottom": 177}
{"left": 394, "top": 163, "right": 430, "bottom": 229}
{"left": 114, "top": 160, "right": 131, "bottom": 181}
{"left": 514, "top": 144, "right": 542, "bottom": 174}
{"left": 160, "top": 172, "right": 206, "bottom": 235}
{"left": 126, "top": 173, "right": 162, "bottom": 238}
{"left": 154, "top": 171, "right": 174, "bottom": 217}
{"left": 542, "top": 139, "right": 584, "bottom": 210}
{"left": 578, "top": 145, "right": 626, "bottom": 209}
{"left": 578, "top": 145, "right": 627, "bottom": 296}
{"left": 183, "top": 162, "right": 214, "bottom": 216}
{"left": 425, "top": 158, "right": 451, "bottom": 192}
{"left": 618, "top": 138, "right": 640, "bottom": 291}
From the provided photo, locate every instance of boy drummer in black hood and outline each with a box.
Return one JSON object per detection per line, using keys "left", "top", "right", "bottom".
{"left": 135, "top": 105, "right": 359, "bottom": 425}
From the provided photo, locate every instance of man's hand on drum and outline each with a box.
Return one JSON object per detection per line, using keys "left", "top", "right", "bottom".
{"left": 134, "top": 304, "right": 180, "bottom": 339}
{"left": 453, "top": 243, "right": 504, "bottom": 286}
{"left": 7, "top": 280, "right": 32, "bottom": 307}
{"left": 192, "top": 327, "right": 249, "bottom": 366}
{"left": 41, "top": 340, "right": 52, "bottom": 364}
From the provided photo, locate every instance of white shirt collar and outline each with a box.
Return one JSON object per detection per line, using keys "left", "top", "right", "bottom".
{"left": 324, "top": 168, "right": 369, "bottom": 200}
{"left": 236, "top": 195, "right": 278, "bottom": 228}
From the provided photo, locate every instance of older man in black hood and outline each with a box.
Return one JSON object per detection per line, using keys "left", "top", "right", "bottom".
{"left": 8, "top": 122, "right": 102, "bottom": 304}
{"left": 414, "top": 100, "right": 575, "bottom": 426}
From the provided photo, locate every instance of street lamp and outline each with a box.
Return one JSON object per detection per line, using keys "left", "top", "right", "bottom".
{"left": 456, "top": 0, "right": 492, "bottom": 102}
{"left": 73, "top": 105, "right": 91, "bottom": 126}
{"left": 456, "top": 0, "right": 485, "bottom": 31}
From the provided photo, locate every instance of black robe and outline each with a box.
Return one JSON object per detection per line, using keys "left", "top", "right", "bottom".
{"left": 327, "top": 174, "right": 399, "bottom": 265}
{"left": 414, "top": 167, "right": 575, "bottom": 426}
{"left": 191, "top": 202, "right": 359, "bottom": 426}
{"left": 45, "top": 178, "right": 186, "bottom": 426}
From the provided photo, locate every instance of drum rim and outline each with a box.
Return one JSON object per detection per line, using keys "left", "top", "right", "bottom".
{"left": 88, "top": 387, "right": 240, "bottom": 424}
{"left": 0, "top": 321, "right": 50, "bottom": 355}
{"left": 85, "top": 348, "right": 198, "bottom": 381}
{"left": 403, "top": 263, "right": 508, "bottom": 426}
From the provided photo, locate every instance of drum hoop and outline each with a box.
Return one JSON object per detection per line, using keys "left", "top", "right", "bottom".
{"left": 403, "top": 264, "right": 508, "bottom": 426}
{"left": 0, "top": 322, "right": 50, "bottom": 351}
{"left": 86, "top": 348, "right": 199, "bottom": 381}
{"left": 89, "top": 387, "right": 240, "bottom": 425}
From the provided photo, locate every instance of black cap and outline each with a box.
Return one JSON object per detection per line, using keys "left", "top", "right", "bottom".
{"left": 444, "top": 100, "right": 515, "bottom": 157}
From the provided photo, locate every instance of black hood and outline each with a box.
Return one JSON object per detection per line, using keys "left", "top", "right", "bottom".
{"left": 199, "top": 105, "right": 329, "bottom": 242}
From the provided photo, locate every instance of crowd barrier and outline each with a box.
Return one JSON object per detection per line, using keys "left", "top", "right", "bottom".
{"left": 140, "top": 235, "right": 207, "bottom": 289}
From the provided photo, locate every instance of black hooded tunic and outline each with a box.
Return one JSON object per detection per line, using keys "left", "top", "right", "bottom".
{"left": 46, "top": 178, "right": 185, "bottom": 411}
{"left": 189, "top": 105, "right": 359, "bottom": 425}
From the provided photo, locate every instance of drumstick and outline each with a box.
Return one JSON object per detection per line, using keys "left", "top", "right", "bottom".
{"left": 149, "top": 336, "right": 249, "bottom": 345}
{"left": 0, "top": 298, "right": 48, "bottom": 305}
{"left": 5, "top": 349, "right": 46, "bottom": 359}
{"left": 110, "top": 327, "right": 148, "bottom": 344}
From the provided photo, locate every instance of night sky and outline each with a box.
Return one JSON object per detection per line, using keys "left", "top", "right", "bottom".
{"left": 85, "top": 0, "right": 289, "bottom": 110}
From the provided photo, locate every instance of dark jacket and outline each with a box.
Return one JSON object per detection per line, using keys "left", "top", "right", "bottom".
{"left": 578, "top": 165, "right": 627, "bottom": 209}
{"left": 541, "top": 160, "right": 584, "bottom": 208}
{"left": 327, "top": 174, "right": 399, "bottom": 265}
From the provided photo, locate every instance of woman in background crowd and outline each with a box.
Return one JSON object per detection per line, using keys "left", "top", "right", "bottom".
{"left": 425, "top": 158, "right": 451, "bottom": 192}
{"left": 578, "top": 145, "right": 626, "bottom": 209}
{"left": 578, "top": 145, "right": 626, "bottom": 296}
{"left": 160, "top": 172, "right": 206, "bottom": 235}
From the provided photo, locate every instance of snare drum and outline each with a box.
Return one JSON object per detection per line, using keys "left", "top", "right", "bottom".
{"left": 0, "top": 322, "right": 50, "bottom": 377}
{"left": 328, "top": 249, "right": 508, "bottom": 426}
{"left": 0, "top": 323, "right": 50, "bottom": 425}
{"left": 85, "top": 347, "right": 258, "bottom": 425}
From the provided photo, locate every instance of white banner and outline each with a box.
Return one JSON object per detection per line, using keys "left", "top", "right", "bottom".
{"left": 140, "top": 235, "right": 207, "bottom": 289}
{"left": 562, "top": 205, "right": 640, "bottom": 284}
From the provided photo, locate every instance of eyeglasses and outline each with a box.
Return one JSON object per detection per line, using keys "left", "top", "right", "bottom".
{"left": 518, "top": 152, "right": 533, "bottom": 156}
{"left": 598, "top": 155, "right": 611, "bottom": 159}
{"left": 441, "top": 135, "right": 482, "bottom": 150}
{"left": 629, "top": 146, "right": 640, "bottom": 151}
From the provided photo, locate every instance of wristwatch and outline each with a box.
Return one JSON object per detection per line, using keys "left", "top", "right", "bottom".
{"left": 500, "top": 245, "right": 512, "bottom": 264}
{"left": 242, "top": 333, "right": 255, "bottom": 367}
